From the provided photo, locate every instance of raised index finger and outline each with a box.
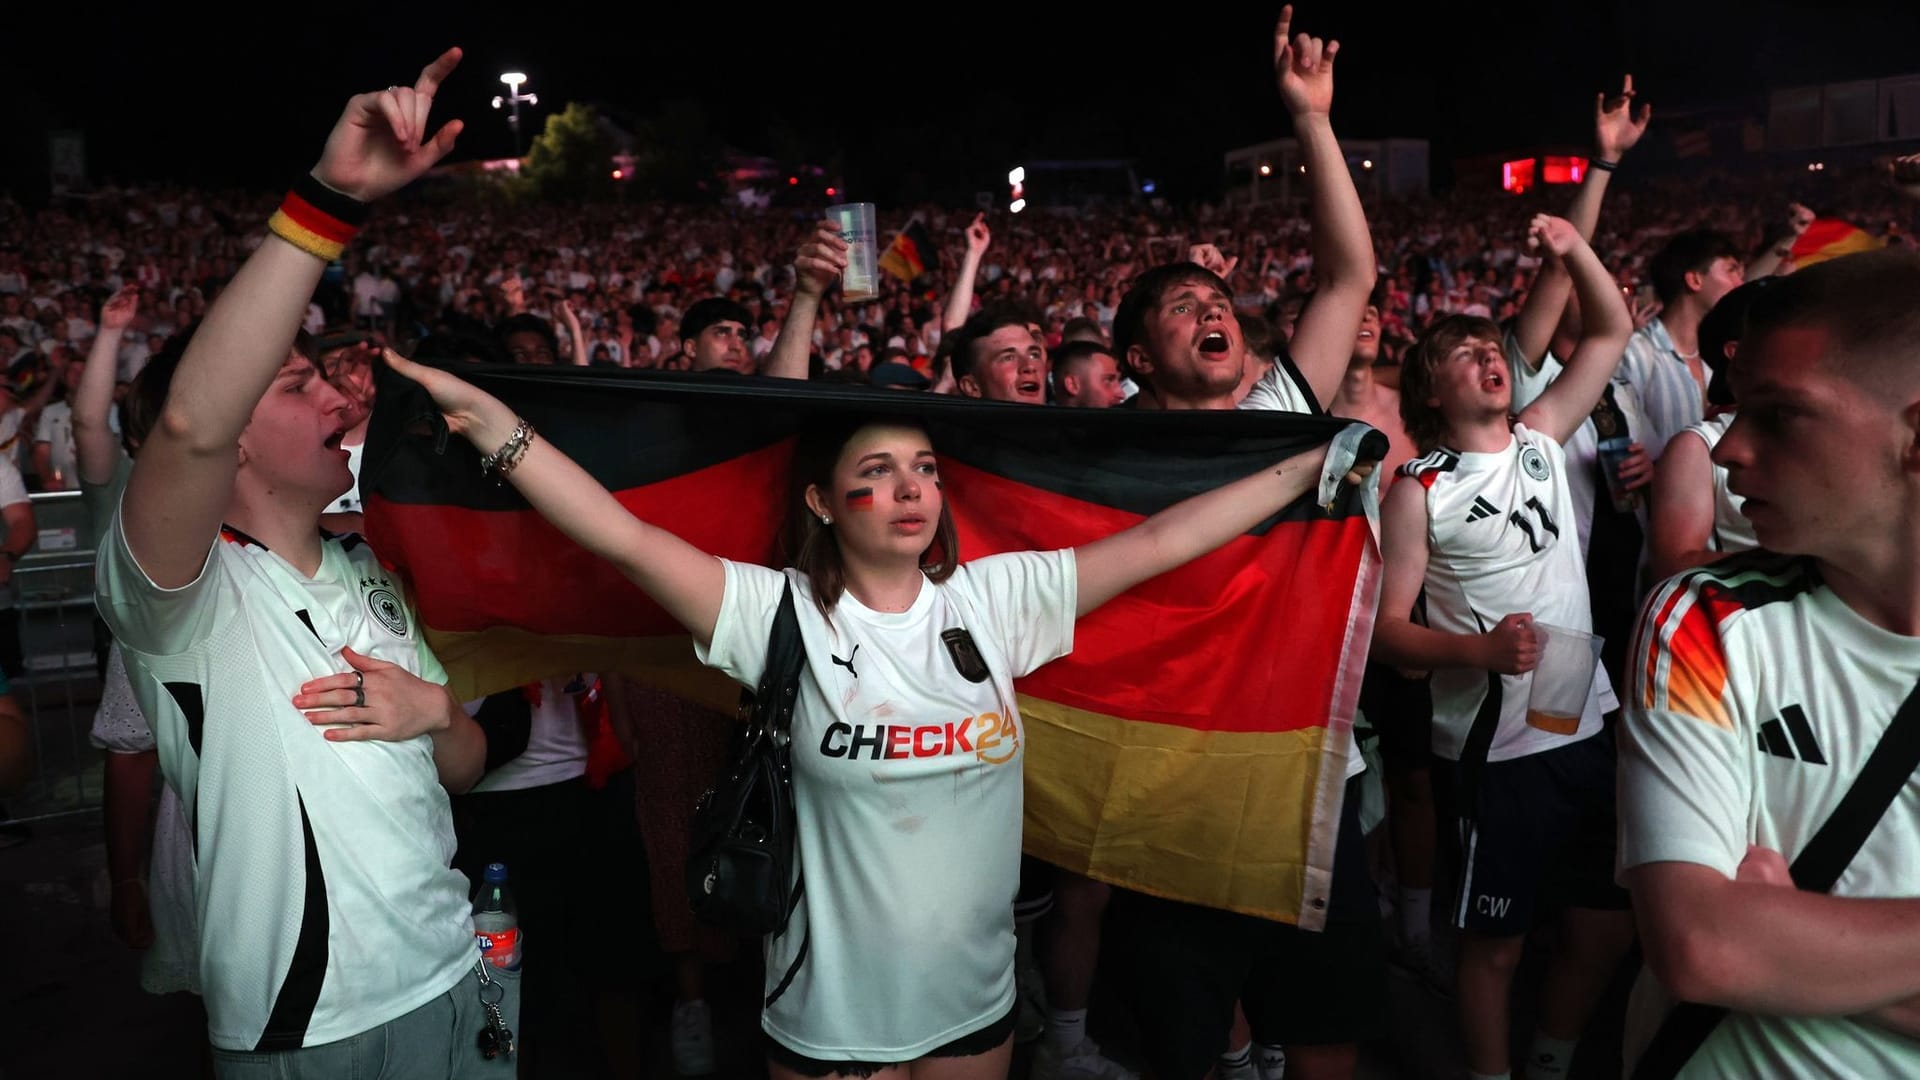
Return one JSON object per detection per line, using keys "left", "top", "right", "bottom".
{"left": 414, "top": 46, "right": 464, "bottom": 97}
{"left": 1274, "top": 4, "right": 1294, "bottom": 64}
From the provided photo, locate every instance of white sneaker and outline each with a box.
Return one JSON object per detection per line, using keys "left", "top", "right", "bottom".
{"left": 1255, "top": 1043, "right": 1288, "bottom": 1080}
{"left": 670, "top": 999, "right": 717, "bottom": 1076}
{"left": 1031, "top": 1036, "right": 1139, "bottom": 1080}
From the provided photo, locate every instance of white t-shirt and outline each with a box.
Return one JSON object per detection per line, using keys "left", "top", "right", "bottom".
{"left": 1401, "top": 425, "right": 1613, "bottom": 762}
{"left": 1621, "top": 318, "right": 1705, "bottom": 463}
{"left": 324, "top": 439, "right": 364, "bottom": 516}
{"left": 95, "top": 516, "right": 476, "bottom": 1052}
{"left": 466, "top": 677, "right": 589, "bottom": 794}
{"left": 1621, "top": 553, "right": 1920, "bottom": 1077}
{"left": 0, "top": 454, "right": 28, "bottom": 611}
{"left": 696, "top": 552, "right": 1077, "bottom": 1060}
{"left": 1674, "top": 413, "right": 1757, "bottom": 556}
{"left": 34, "top": 400, "right": 79, "bottom": 491}
{"left": 1236, "top": 354, "right": 1320, "bottom": 416}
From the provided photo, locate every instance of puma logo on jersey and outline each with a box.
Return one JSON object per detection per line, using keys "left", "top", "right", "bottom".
{"left": 1466, "top": 496, "right": 1501, "bottom": 523}
{"left": 832, "top": 645, "right": 860, "bottom": 678}
{"left": 1757, "top": 704, "right": 1827, "bottom": 765}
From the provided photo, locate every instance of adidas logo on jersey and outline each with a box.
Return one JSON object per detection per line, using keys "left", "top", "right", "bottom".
{"left": 1466, "top": 496, "right": 1500, "bottom": 523}
{"left": 1757, "top": 704, "right": 1827, "bottom": 765}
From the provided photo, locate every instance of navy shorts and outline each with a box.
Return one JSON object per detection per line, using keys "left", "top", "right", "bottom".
{"left": 1359, "top": 660, "right": 1433, "bottom": 767}
{"left": 1438, "top": 728, "right": 1629, "bottom": 936}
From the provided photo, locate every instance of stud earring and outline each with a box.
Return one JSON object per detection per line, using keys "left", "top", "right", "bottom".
{"left": 821, "top": 515, "right": 833, "bottom": 525}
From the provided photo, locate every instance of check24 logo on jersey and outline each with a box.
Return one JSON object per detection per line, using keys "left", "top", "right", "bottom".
{"left": 817, "top": 712, "right": 1022, "bottom": 765}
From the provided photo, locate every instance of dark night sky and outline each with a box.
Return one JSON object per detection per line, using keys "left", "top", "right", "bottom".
{"left": 8, "top": 1, "right": 1919, "bottom": 203}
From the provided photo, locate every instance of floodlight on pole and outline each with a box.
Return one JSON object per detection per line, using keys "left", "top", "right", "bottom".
{"left": 491, "top": 71, "right": 538, "bottom": 157}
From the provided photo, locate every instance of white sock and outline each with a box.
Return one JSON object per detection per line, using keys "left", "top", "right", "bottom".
{"left": 1255, "top": 1042, "right": 1287, "bottom": 1076}
{"left": 1527, "top": 1033, "right": 1577, "bottom": 1079}
{"left": 1218, "top": 1040, "right": 1253, "bottom": 1069}
{"left": 1399, "top": 886, "right": 1433, "bottom": 946}
{"left": 1045, "top": 1007, "right": 1087, "bottom": 1053}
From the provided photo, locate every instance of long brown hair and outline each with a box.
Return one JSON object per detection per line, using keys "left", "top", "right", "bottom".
{"left": 1398, "top": 314, "right": 1504, "bottom": 453}
{"left": 785, "top": 417, "right": 960, "bottom": 618}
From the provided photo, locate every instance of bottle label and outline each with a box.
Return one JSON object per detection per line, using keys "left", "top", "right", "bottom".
{"left": 476, "top": 926, "right": 521, "bottom": 968}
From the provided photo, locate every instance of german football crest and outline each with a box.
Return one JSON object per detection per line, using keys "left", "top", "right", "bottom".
{"left": 363, "top": 576, "right": 408, "bottom": 637}
{"left": 942, "top": 628, "right": 990, "bottom": 683}
{"left": 1520, "top": 446, "right": 1551, "bottom": 482}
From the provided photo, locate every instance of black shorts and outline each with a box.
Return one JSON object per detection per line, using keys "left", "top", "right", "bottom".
{"left": 1015, "top": 854, "right": 1056, "bottom": 923}
{"left": 1107, "top": 780, "right": 1387, "bottom": 1080}
{"left": 1437, "top": 728, "right": 1629, "bottom": 937}
{"left": 763, "top": 1002, "right": 1017, "bottom": 1078}
{"left": 1359, "top": 660, "right": 1433, "bottom": 767}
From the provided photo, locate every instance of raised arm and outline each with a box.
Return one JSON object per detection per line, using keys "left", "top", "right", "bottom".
{"left": 1744, "top": 203, "right": 1813, "bottom": 280}
{"left": 763, "top": 220, "right": 848, "bottom": 380}
{"left": 942, "top": 214, "right": 991, "bottom": 333}
{"left": 122, "top": 50, "right": 464, "bottom": 589}
{"left": 1274, "top": 5, "right": 1377, "bottom": 409}
{"left": 1515, "top": 216, "right": 1634, "bottom": 444}
{"left": 76, "top": 286, "right": 137, "bottom": 485}
{"left": 1370, "top": 475, "right": 1538, "bottom": 672}
{"left": 1512, "top": 76, "right": 1649, "bottom": 365}
{"left": 559, "top": 299, "right": 588, "bottom": 367}
{"left": 383, "top": 350, "right": 727, "bottom": 645}
{"left": 1074, "top": 424, "right": 1376, "bottom": 617}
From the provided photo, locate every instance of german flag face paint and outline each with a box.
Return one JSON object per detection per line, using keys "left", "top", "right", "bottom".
{"left": 845, "top": 487, "right": 876, "bottom": 511}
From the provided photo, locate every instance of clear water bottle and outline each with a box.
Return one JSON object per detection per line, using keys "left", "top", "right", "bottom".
{"left": 472, "top": 862, "right": 522, "bottom": 970}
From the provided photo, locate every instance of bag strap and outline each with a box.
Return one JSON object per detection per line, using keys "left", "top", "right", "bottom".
{"left": 1633, "top": 678, "right": 1920, "bottom": 1080}
{"left": 749, "top": 580, "right": 808, "bottom": 740}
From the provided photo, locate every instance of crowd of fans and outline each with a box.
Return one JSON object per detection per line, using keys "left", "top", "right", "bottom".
{"left": 1, "top": 154, "right": 1912, "bottom": 431}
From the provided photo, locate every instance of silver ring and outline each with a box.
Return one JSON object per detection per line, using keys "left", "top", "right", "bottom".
{"left": 354, "top": 670, "right": 365, "bottom": 689}
{"left": 352, "top": 687, "right": 366, "bottom": 709}
{"left": 387, "top": 85, "right": 400, "bottom": 93}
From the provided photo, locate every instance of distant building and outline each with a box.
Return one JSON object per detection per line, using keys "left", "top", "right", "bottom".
{"left": 1222, "top": 137, "right": 1428, "bottom": 203}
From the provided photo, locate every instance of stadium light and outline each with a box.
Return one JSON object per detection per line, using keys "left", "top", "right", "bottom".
{"left": 491, "top": 71, "right": 538, "bottom": 156}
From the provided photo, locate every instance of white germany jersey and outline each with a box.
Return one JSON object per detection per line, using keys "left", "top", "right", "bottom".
{"left": 1673, "top": 412, "right": 1757, "bottom": 556}
{"left": 1401, "top": 424, "right": 1611, "bottom": 763}
{"left": 1621, "top": 552, "right": 1920, "bottom": 1077}
{"left": 699, "top": 551, "right": 1076, "bottom": 1060}
{"left": 95, "top": 514, "right": 477, "bottom": 1052}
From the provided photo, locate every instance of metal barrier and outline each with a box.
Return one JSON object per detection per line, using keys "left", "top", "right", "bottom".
{"left": 3, "top": 489, "right": 107, "bottom": 826}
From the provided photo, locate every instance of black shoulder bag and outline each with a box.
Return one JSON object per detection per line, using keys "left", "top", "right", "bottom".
{"left": 686, "top": 580, "right": 806, "bottom": 936}
{"left": 1633, "top": 681, "right": 1920, "bottom": 1079}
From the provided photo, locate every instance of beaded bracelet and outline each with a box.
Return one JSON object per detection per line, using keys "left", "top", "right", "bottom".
{"left": 481, "top": 418, "right": 537, "bottom": 482}
{"left": 267, "top": 174, "right": 369, "bottom": 262}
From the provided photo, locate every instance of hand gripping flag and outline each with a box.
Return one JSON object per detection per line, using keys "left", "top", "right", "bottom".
{"left": 362, "top": 365, "right": 1381, "bottom": 927}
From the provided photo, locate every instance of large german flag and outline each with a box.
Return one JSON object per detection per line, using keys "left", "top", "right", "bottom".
{"left": 363, "top": 365, "right": 1380, "bottom": 927}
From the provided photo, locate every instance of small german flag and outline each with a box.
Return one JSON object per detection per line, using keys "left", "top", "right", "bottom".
{"left": 879, "top": 220, "right": 937, "bottom": 282}
{"left": 1791, "top": 218, "right": 1884, "bottom": 268}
